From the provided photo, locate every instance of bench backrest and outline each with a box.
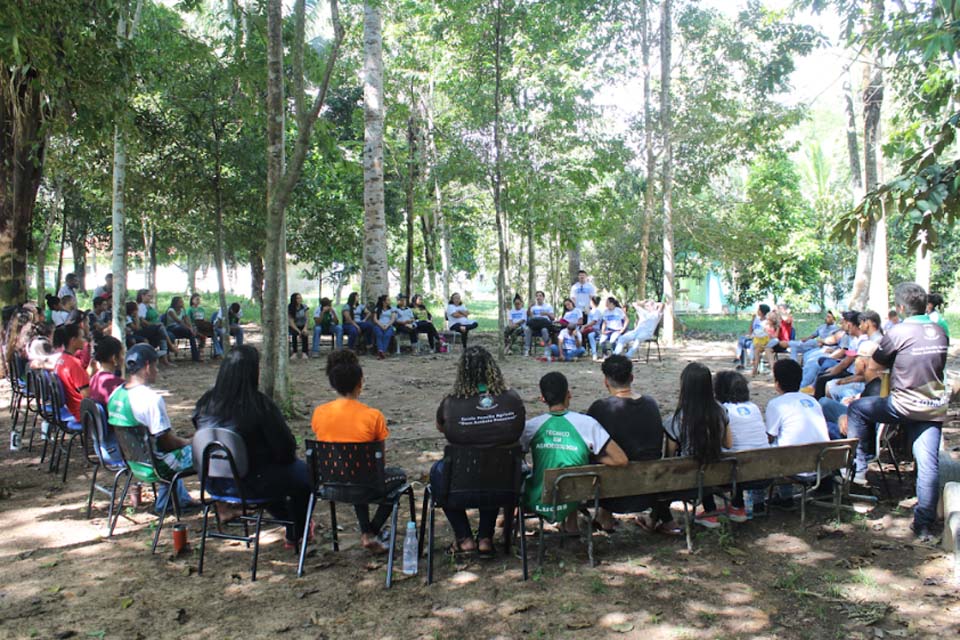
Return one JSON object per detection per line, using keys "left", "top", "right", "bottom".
{"left": 542, "top": 439, "right": 857, "bottom": 504}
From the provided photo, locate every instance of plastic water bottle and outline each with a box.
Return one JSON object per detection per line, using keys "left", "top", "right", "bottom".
{"left": 744, "top": 491, "right": 754, "bottom": 520}
{"left": 402, "top": 521, "right": 418, "bottom": 575}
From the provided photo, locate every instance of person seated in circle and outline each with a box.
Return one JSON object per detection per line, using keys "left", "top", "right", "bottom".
{"left": 187, "top": 294, "right": 215, "bottom": 354}
{"left": 446, "top": 293, "right": 478, "bottom": 348}
{"left": 411, "top": 294, "right": 440, "bottom": 352}
{"left": 310, "top": 350, "right": 407, "bottom": 554}
{"left": 194, "top": 345, "right": 312, "bottom": 547}
{"left": 523, "top": 291, "right": 554, "bottom": 357}
{"left": 392, "top": 294, "right": 418, "bottom": 349}
{"left": 504, "top": 294, "right": 527, "bottom": 353}
{"left": 596, "top": 297, "right": 628, "bottom": 357}
{"left": 311, "top": 297, "right": 344, "bottom": 352}
{"left": 287, "top": 293, "right": 310, "bottom": 359}
{"left": 432, "top": 346, "right": 525, "bottom": 555}
{"left": 165, "top": 296, "right": 200, "bottom": 362}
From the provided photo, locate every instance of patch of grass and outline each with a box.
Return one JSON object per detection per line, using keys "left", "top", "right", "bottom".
{"left": 851, "top": 568, "right": 878, "bottom": 588}
{"left": 697, "top": 611, "right": 719, "bottom": 625}
{"left": 589, "top": 575, "right": 608, "bottom": 595}
{"left": 773, "top": 564, "right": 804, "bottom": 591}
{"left": 681, "top": 312, "right": 822, "bottom": 339}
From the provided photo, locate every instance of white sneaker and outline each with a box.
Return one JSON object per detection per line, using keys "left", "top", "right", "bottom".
{"left": 840, "top": 468, "right": 868, "bottom": 486}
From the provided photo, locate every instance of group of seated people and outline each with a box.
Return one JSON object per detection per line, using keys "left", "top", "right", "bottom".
{"left": 504, "top": 271, "right": 664, "bottom": 362}
{"left": 3, "top": 274, "right": 246, "bottom": 376}
{"left": 5, "top": 280, "right": 946, "bottom": 569}
{"left": 287, "top": 291, "right": 478, "bottom": 360}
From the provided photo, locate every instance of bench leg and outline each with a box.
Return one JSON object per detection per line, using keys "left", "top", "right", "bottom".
{"left": 537, "top": 516, "right": 545, "bottom": 568}
{"left": 519, "top": 503, "right": 528, "bottom": 581}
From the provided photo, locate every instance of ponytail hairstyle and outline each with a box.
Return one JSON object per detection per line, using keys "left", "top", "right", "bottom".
{"left": 606, "top": 296, "right": 621, "bottom": 308}
{"left": 672, "top": 362, "right": 725, "bottom": 463}
{"left": 374, "top": 294, "right": 389, "bottom": 319}
{"left": 288, "top": 293, "right": 302, "bottom": 318}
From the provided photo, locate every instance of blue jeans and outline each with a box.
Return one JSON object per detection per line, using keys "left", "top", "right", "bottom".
{"left": 373, "top": 325, "right": 394, "bottom": 353}
{"left": 801, "top": 355, "right": 837, "bottom": 388}
{"left": 846, "top": 395, "right": 942, "bottom": 529}
{"left": 818, "top": 397, "right": 847, "bottom": 440}
{"left": 312, "top": 324, "right": 344, "bottom": 351}
{"left": 598, "top": 330, "right": 623, "bottom": 353}
{"left": 548, "top": 345, "right": 586, "bottom": 361}
{"left": 155, "top": 480, "right": 194, "bottom": 515}
{"left": 213, "top": 325, "right": 244, "bottom": 355}
{"left": 357, "top": 321, "right": 375, "bottom": 347}
{"left": 789, "top": 338, "right": 819, "bottom": 361}
{"left": 343, "top": 323, "right": 360, "bottom": 349}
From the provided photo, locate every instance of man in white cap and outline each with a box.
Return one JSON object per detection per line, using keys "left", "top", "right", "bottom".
{"left": 107, "top": 344, "right": 196, "bottom": 513}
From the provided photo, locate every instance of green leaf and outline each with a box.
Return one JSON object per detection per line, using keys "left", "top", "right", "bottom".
{"left": 120, "top": 596, "right": 134, "bottom": 609}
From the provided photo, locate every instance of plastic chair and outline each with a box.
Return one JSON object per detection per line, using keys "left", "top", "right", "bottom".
{"left": 419, "top": 444, "right": 527, "bottom": 584}
{"left": 193, "top": 427, "right": 294, "bottom": 581}
{"left": 439, "top": 314, "right": 463, "bottom": 354}
{"left": 110, "top": 422, "right": 196, "bottom": 552}
{"left": 296, "top": 440, "right": 415, "bottom": 588}
{"left": 643, "top": 316, "right": 664, "bottom": 363}
{"left": 80, "top": 399, "right": 126, "bottom": 525}
{"left": 44, "top": 371, "right": 84, "bottom": 482}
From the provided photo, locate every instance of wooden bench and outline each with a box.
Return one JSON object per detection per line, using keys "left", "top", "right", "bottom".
{"left": 538, "top": 439, "right": 858, "bottom": 564}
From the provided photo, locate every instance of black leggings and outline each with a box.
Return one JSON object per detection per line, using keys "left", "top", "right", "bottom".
{"left": 289, "top": 326, "right": 308, "bottom": 354}
{"left": 354, "top": 467, "right": 407, "bottom": 535}
{"left": 451, "top": 321, "right": 479, "bottom": 348}
{"left": 415, "top": 320, "right": 439, "bottom": 348}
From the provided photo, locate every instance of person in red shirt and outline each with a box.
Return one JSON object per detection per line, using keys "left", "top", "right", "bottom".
{"left": 53, "top": 323, "right": 90, "bottom": 421}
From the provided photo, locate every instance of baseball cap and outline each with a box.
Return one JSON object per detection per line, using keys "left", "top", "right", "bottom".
{"left": 126, "top": 344, "right": 158, "bottom": 373}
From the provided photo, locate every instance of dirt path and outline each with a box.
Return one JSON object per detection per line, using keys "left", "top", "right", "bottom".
{"left": 0, "top": 330, "right": 957, "bottom": 639}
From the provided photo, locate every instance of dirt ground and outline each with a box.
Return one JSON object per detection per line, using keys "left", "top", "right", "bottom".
{"left": 1, "top": 329, "right": 958, "bottom": 640}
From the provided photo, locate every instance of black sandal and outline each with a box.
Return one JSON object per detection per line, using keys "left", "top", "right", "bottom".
{"left": 445, "top": 539, "right": 475, "bottom": 556}
{"left": 476, "top": 538, "right": 496, "bottom": 559}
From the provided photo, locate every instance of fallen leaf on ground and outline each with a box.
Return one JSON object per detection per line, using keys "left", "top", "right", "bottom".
{"left": 120, "top": 597, "right": 134, "bottom": 609}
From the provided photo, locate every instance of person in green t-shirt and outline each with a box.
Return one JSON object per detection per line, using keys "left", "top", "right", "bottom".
{"left": 187, "top": 293, "right": 215, "bottom": 354}
{"left": 520, "top": 372, "right": 627, "bottom": 532}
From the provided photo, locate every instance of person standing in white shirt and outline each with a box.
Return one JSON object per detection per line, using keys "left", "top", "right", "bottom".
{"left": 570, "top": 270, "right": 596, "bottom": 313}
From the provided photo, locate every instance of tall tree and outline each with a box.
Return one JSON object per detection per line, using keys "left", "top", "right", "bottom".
{"left": 362, "top": 1, "right": 388, "bottom": 304}
{"left": 263, "top": 0, "right": 345, "bottom": 402}
{"left": 638, "top": 0, "right": 656, "bottom": 300}
{"left": 492, "top": 0, "right": 508, "bottom": 359}
{"left": 660, "top": 0, "right": 675, "bottom": 346}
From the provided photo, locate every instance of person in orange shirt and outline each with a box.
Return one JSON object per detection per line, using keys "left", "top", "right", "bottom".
{"left": 310, "top": 350, "right": 407, "bottom": 553}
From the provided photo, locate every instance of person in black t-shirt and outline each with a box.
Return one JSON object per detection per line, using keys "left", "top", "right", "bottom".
{"left": 587, "top": 355, "right": 680, "bottom": 534}
{"left": 432, "top": 346, "right": 525, "bottom": 556}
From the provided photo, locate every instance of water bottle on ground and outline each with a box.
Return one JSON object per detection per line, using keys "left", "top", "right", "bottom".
{"left": 402, "top": 521, "right": 418, "bottom": 576}
{"left": 10, "top": 430, "right": 21, "bottom": 451}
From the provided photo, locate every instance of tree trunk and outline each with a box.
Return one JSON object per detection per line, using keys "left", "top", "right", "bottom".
{"left": 214, "top": 133, "right": 230, "bottom": 353}
{"left": 186, "top": 254, "right": 197, "bottom": 294}
{"left": 527, "top": 223, "right": 535, "bottom": 301}
{"left": 263, "top": 0, "right": 288, "bottom": 401}
{"left": 262, "top": 0, "right": 344, "bottom": 403}
{"left": 492, "top": 0, "right": 508, "bottom": 359}
{"left": 362, "top": 1, "right": 389, "bottom": 304}
{"left": 142, "top": 219, "right": 157, "bottom": 294}
{"left": 34, "top": 186, "right": 60, "bottom": 306}
{"left": 843, "top": 80, "right": 863, "bottom": 199}
{"left": 566, "top": 246, "right": 580, "bottom": 287}
{"left": 72, "top": 232, "right": 87, "bottom": 293}
{"left": 110, "top": 126, "right": 128, "bottom": 344}
{"left": 639, "top": 0, "right": 655, "bottom": 300}
{"left": 660, "top": 0, "right": 675, "bottom": 346}
{"left": 915, "top": 243, "right": 932, "bottom": 290}
{"left": 424, "top": 84, "right": 450, "bottom": 300}
{"left": 404, "top": 109, "right": 417, "bottom": 299}
{"left": 110, "top": 0, "right": 144, "bottom": 351}
{"left": 0, "top": 66, "right": 46, "bottom": 308}
{"left": 249, "top": 249, "right": 264, "bottom": 307}
{"left": 56, "top": 218, "right": 67, "bottom": 294}
{"left": 849, "top": 0, "right": 884, "bottom": 311}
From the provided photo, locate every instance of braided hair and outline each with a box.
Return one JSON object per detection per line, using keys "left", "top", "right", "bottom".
{"left": 450, "top": 346, "right": 507, "bottom": 398}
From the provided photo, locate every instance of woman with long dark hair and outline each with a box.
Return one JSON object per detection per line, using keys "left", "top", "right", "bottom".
{"left": 287, "top": 293, "right": 309, "bottom": 359}
{"left": 372, "top": 294, "right": 396, "bottom": 359}
{"left": 432, "top": 346, "right": 525, "bottom": 555}
{"left": 664, "top": 362, "right": 732, "bottom": 528}
{"left": 411, "top": 294, "right": 440, "bottom": 351}
{"left": 193, "top": 345, "right": 311, "bottom": 546}
{"left": 341, "top": 292, "right": 371, "bottom": 350}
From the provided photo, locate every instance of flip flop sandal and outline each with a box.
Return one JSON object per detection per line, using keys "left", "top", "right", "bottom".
{"left": 445, "top": 540, "right": 475, "bottom": 556}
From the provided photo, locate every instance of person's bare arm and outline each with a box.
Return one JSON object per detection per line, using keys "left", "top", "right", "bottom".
{"left": 828, "top": 356, "right": 855, "bottom": 377}
{"left": 155, "top": 430, "right": 190, "bottom": 452}
{"left": 722, "top": 425, "right": 733, "bottom": 449}
{"left": 596, "top": 440, "right": 628, "bottom": 466}
{"left": 665, "top": 439, "right": 679, "bottom": 457}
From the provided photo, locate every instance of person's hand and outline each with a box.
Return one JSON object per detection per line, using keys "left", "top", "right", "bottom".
{"left": 838, "top": 414, "right": 848, "bottom": 436}
{"left": 836, "top": 377, "right": 850, "bottom": 385}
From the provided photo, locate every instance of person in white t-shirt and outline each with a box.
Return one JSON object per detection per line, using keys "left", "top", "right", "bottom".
{"left": 569, "top": 270, "right": 596, "bottom": 312}
{"left": 597, "top": 297, "right": 627, "bottom": 357}
{"left": 559, "top": 298, "right": 584, "bottom": 328}
{"left": 524, "top": 291, "right": 555, "bottom": 356}
{"left": 446, "top": 292, "right": 478, "bottom": 348}
{"left": 582, "top": 296, "right": 603, "bottom": 360}
{"left": 766, "top": 359, "right": 829, "bottom": 447}
{"left": 548, "top": 326, "right": 586, "bottom": 361}
{"left": 714, "top": 370, "right": 769, "bottom": 452}
{"left": 392, "top": 294, "right": 417, "bottom": 349}
{"left": 614, "top": 300, "right": 663, "bottom": 358}
{"left": 505, "top": 294, "right": 527, "bottom": 352}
